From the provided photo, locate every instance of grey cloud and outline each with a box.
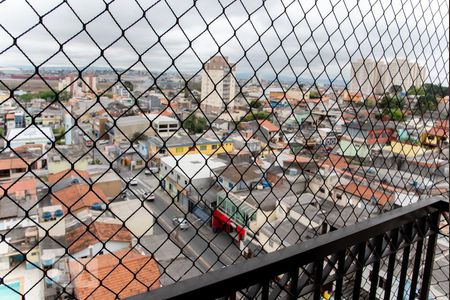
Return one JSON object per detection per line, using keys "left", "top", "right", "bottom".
{"left": 0, "top": 0, "right": 447, "bottom": 83}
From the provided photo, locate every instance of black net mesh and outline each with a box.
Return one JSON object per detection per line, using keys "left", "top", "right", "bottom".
{"left": 0, "top": 0, "right": 448, "bottom": 299}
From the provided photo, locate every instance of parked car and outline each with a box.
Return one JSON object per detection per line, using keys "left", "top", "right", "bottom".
{"left": 172, "top": 217, "right": 189, "bottom": 230}
{"left": 143, "top": 192, "right": 155, "bottom": 201}
{"left": 130, "top": 180, "right": 138, "bottom": 186}
{"left": 145, "top": 167, "right": 159, "bottom": 175}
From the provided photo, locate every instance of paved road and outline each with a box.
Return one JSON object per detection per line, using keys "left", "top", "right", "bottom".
{"left": 120, "top": 170, "right": 245, "bottom": 273}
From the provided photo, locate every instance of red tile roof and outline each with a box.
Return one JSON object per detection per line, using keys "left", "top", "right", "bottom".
{"left": 257, "top": 119, "right": 280, "bottom": 132}
{"left": 0, "top": 157, "right": 28, "bottom": 170}
{"left": 336, "top": 182, "right": 393, "bottom": 206}
{"left": 69, "top": 249, "right": 160, "bottom": 300}
{"left": 48, "top": 170, "right": 91, "bottom": 184}
{"left": 318, "top": 154, "right": 349, "bottom": 170}
{"left": 65, "top": 222, "right": 132, "bottom": 254}
{"left": 427, "top": 120, "right": 449, "bottom": 138}
{"left": 1, "top": 177, "right": 37, "bottom": 198}
{"left": 51, "top": 184, "right": 107, "bottom": 213}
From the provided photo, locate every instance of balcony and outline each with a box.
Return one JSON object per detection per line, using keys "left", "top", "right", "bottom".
{"left": 131, "top": 197, "right": 448, "bottom": 300}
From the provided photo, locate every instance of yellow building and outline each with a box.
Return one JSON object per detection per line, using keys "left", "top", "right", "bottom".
{"left": 383, "top": 141, "right": 427, "bottom": 158}
{"left": 47, "top": 147, "right": 90, "bottom": 174}
{"left": 145, "top": 135, "right": 234, "bottom": 157}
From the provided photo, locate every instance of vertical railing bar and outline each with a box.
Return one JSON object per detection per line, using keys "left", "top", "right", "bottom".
{"left": 384, "top": 229, "right": 399, "bottom": 300}
{"left": 397, "top": 223, "right": 413, "bottom": 300}
{"left": 334, "top": 250, "right": 346, "bottom": 300}
{"left": 262, "top": 279, "right": 269, "bottom": 300}
{"left": 313, "top": 258, "right": 324, "bottom": 300}
{"left": 419, "top": 212, "right": 440, "bottom": 300}
{"left": 288, "top": 268, "right": 299, "bottom": 300}
{"left": 409, "top": 218, "right": 425, "bottom": 300}
{"left": 352, "top": 242, "right": 366, "bottom": 300}
{"left": 369, "top": 235, "right": 384, "bottom": 300}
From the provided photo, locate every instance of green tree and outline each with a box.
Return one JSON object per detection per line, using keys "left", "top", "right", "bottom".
{"left": 407, "top": 86, "right": 426, "bottom": 96}
{"left": 123, "top": 81, "right": 134, "bottom": 91}
{"left": 249, "top": 99, "right": 262, "bottom": 109}
{"left": 131, "top": 132, "right": 146, "bottom": 142}
{"left": 388, "top": 85, "right": 402, "bottom": 95}
{"left": 414, "top": 95, "right": 438, "bottom": 114}
{"left": 59, "top": 91, "right": 71, "bottom": 101}
{"left": 378, "top": 95, "right": 405, "bottom": 110}
{"left": 309, "top": 91, "right": 320, "bottom": 99}
{"left": 241, "top": 111, "right": 271, "bottom": 122}
{"left": 423, "top": 83, "right": 449, "bottom": 98}
{"left": 385, "top": 108, "right": 405, "bottom": 121}
{"left": 364, "top": 98, "right": 376, "bottom": 108}
{"left": 183, "top": 115, "right": 206, "bottom": 134}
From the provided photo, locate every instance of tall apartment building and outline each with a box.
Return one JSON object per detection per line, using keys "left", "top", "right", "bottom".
{"left": 386, "top": 58, "right": 426, "bottom": 92}
{"left": 350, "top": 58, "right": 387, "bottom": 95}
{"left": 350, "top": 58, "right": 426, "bottom": 95}
{"left": 201, "top": 56, "right": 238, "bottom": 114}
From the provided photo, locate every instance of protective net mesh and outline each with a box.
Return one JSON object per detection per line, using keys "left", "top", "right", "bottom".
{"left": 0, "top": 0, "right": 448, "bottom": 299}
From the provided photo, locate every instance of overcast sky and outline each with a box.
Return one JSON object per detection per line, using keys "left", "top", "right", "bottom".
{"left": 0, "top": 0, "right": 448, "bottom": 83}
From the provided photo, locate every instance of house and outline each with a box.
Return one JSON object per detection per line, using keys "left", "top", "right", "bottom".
{"left": 215, "top": 164, "right": 264, "bottom": 192}
{"left": 159, "top": 154, "right": 226, "bottom": 210}
{"left": 257, "top": 119, "right": 283, "bottom": 144}
{"left": 144, "top": 135, "right": 234, "bottom": 158}
{"left": 382, "top": 141, "right": 428, "bottom": 158}
{"left": 0, "top": 177, "right": 39, "bottom": 220}
{"left": 0, "top": 222, "right": 39, "bottom": 271}
{"left": 212, "top": 186, "right": 296, "bottom": 242}
{"left": 48, "top": 170, "right": 108, "bottom": 216}
{"left": 6, "top": 125, "right": 54, "bottom": 149}
{"left": 47, "top": 146, "right": 90, "bottom": 174}
{"left": 65, "top": 221, "right": 132, "bottom": 259}
{"left": 69, "top": 248, "right": 161, "bottom": 299}
{"left": 105, "top": 113, "right": 180, "bottom": 143}
{"left": 420, "top": 119, "right": 449, "bottom": 148}
{"left": 333, "top": 182, "right": 395, "bottom": 213}
{"left": 0, "top": 146, "right": 46, "bottom": 179}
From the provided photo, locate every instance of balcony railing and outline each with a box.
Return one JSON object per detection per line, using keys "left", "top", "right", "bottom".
{"left": 131, "top": 197, "right": 448, "bottom": 300}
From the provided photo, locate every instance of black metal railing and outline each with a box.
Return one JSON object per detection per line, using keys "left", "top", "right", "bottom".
{"left": 0, "top": 0, "right": 448, "bottom": 299}
{"left": 131, "top": 197, "right": 448, "bottom": 300}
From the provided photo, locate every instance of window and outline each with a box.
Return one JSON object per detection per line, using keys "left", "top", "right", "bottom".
{"left": 200, "top": 145, "right": 207, "bottom": 151}
{"left": 176, "top": 147, "right": 184, "bottom": 153}
{"left": 228, "top": 182, "right": 234, "bottom": 189}
{"left": 211, "top": 144, "right": 218, "bottom": 149}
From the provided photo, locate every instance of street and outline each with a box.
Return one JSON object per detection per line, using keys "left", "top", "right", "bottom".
{"left": 119, "top": 169, "right": 245, "bottom": 275}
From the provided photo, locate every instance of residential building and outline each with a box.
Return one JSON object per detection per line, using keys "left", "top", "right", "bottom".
{"left": 333, "top": 182, "right": 395, "bottom": 213}
{"left": 215, "top": 164, "right": 264, "bottom": 192}
{"left": 105, "top": 113, "right": 179, "bottom": 142}
{"left": 200, "top": 56, "right": 238, "bottom": 113}
{"left": 143, "top": 135, "right": 234, "bottom": 158}
{"left": 69, "top": 249, "right": 160, "bottom": 299}
{"left": 349, "top": 58, "right": 387, "bottom": 95}
{"left": 159, "top": 154, "right": 226, "bottom": 204}
{"left": 349, "top": 58, "right": 426, "bottom": 95}
{"left": 6, "top": 125, "right": 54, "bottom": 149}
{"left": 65, "top": 221, "right": 132, "bottom": 259}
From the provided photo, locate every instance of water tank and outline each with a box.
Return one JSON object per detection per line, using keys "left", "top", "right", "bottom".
{"left": 91, "top": 203, "right": 102, "bottom": 211}
{"left": 54, "top": 209, "right": 64, "bottom": 218}
{"left": 45, "top": 268, "right": 62, "bottom": 285}
{"left": 41, "top": 253, "right": 55, "bottom": 267}
{"left": 42, "top": 211, "right": 52, "bottom": 221}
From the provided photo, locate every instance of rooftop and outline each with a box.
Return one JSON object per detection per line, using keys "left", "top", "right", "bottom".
{"left": 69, "top": 248, "right": 160, "bottom": 299}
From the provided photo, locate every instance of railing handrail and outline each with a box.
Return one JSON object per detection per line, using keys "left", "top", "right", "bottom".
{"left": 128, "top": 197, "right": 448, "bottom": 300}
